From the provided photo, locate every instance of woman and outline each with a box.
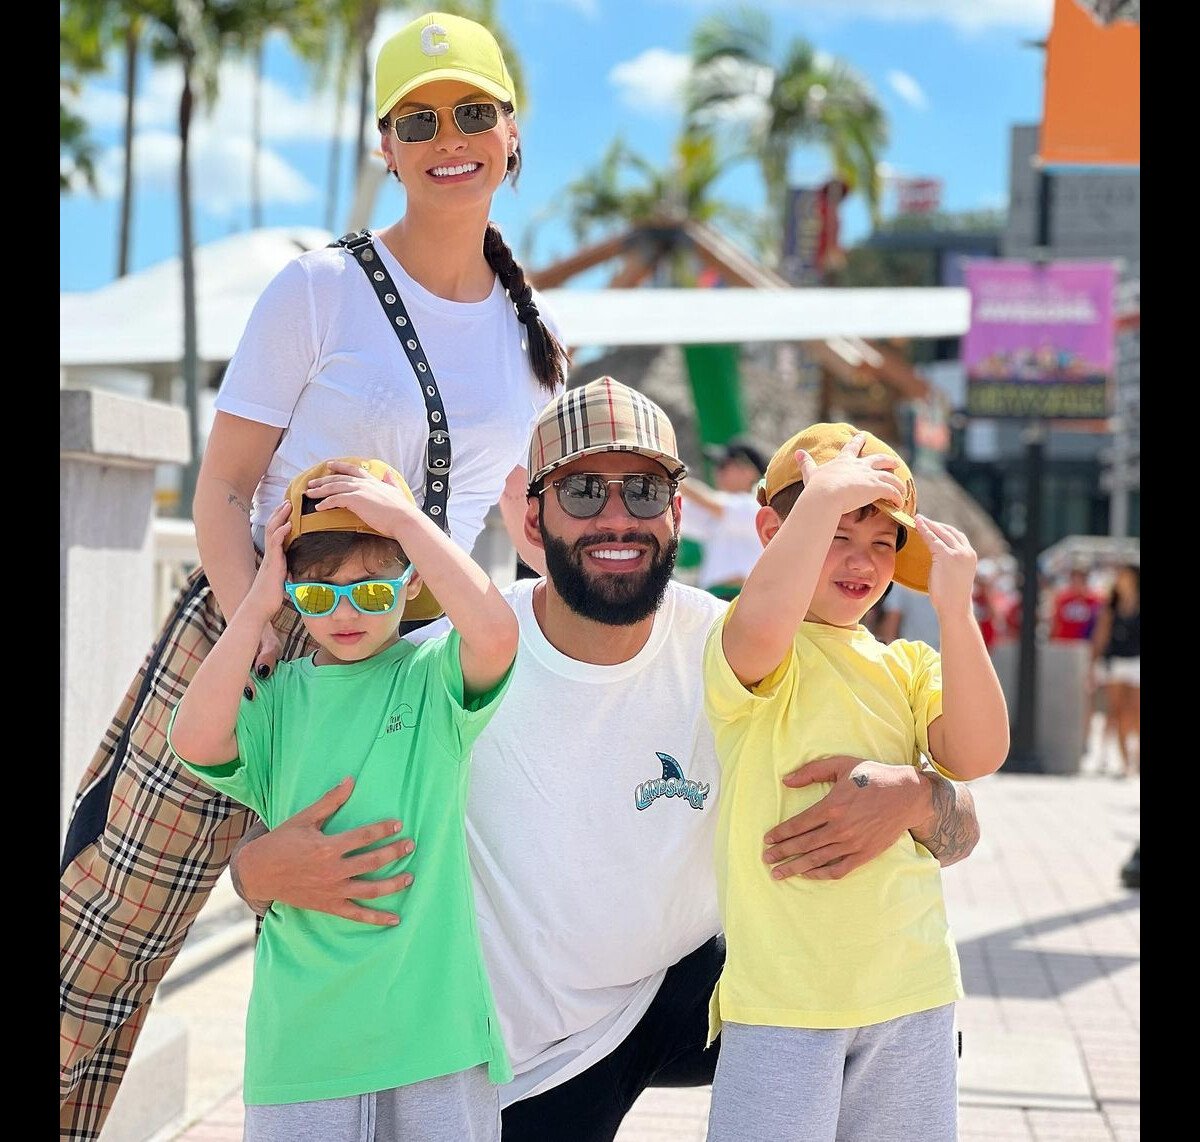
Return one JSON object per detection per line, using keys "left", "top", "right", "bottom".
{"left": 1091, "top": 563, "right": 1140, "bottom": 778}
{"left": 59, "top": 13, "right": 566, "bottom": 1139}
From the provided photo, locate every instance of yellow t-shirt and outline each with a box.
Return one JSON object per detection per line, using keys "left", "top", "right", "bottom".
{"left": 703, "top": 605, "right": 963, "bottom": 1036}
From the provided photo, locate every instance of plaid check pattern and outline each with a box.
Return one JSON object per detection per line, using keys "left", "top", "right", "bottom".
{"left": 526, "top": 376, "right": 686, "bottom": 492}
{"left": 59, "top": 566, "right": 317, "bottom": 1141}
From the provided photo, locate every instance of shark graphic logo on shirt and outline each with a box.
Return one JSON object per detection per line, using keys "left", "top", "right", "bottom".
{"left": 634, "top": 751, "right": 710, "bottom": 811}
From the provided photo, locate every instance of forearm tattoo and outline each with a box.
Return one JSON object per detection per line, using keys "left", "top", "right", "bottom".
{"left": 916, "top": 772, "right": 980, "bottom": 867}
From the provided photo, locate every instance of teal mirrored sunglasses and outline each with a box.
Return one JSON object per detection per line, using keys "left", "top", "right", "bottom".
{"left": 284, "top": 566, "right": 415, "bottom": 617}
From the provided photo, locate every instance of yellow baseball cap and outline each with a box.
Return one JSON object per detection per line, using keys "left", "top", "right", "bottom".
{"left": 757, "top": 423, "right": 932, "bottom": 594}
{"left": 375, "top": 11, "right": 516, "bottom": 122}
{"left": 284, "top": 457, "right": 442, "bottom": 621}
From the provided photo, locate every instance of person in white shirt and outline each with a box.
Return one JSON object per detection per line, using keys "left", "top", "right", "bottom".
{"left": 231, "top": 378, "right": 983, "bottom": 1141}
{"left": 60, "top": 15, "right": 566, "bottom": 1139}
{"left": 680, "top": 436, "right": 769, "bottom": 600}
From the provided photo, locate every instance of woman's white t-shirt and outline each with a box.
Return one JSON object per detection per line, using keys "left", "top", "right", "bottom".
{"left": 214, "top": 234, "right": 561, "bottom": 557}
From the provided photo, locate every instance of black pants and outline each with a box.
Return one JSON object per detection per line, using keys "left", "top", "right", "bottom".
{"left": 501, "top": 935, "right": 725, "bottom": 1142}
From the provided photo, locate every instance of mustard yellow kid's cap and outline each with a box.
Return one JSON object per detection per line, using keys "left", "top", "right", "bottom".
{"left": 284, "top": 457, "right": 443, "bottom": 621}
{"left": 375, "top": 11, "right": 516, "bottom": 121}
{"left": 757, "top": 423, "right": 933, "bottom": 594}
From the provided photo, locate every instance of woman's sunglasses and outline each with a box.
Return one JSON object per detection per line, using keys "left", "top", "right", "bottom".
{"left": 389, "top": 101, "right": 500, "bottom": 144}
{"left": 284, "top": 566, "right": 415, "bottom": 617}
{"left": 540, "top": 473, "right": 678, "bottom": 520}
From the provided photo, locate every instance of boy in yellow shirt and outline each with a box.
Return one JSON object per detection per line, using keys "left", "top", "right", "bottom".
{"left": 703, "top": 424, "right": 1009, "bottom": 1141}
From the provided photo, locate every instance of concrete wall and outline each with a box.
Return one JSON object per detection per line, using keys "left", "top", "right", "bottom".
{"left": 60, "top": 389, "right": 190, "bottom": 846}
{"left": 992, "top": 638, "right": 1093, "bottom": 775}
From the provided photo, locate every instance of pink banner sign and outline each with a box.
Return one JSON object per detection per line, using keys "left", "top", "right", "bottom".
{"left": 963, "top": 259, "right": 1117, "bottom": 419}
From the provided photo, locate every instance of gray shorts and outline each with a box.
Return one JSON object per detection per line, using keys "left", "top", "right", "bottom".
{"left": 707, "top": 1005, "right": 958, "bottom": 1142}
{"left": 243, "top": 1064, "right": 500, "bottom": 1142}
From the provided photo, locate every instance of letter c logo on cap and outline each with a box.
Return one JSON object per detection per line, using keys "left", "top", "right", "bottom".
{"left": 421, "top": 24, "right": 449, "bottom": 56}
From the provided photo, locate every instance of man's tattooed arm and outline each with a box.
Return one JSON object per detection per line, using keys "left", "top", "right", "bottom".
{"left": 911, "top": 763, "right": 980, "bottom": 867}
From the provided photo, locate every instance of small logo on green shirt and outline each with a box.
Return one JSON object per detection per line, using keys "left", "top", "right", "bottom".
{"left": 385, "top": 704, "right": 416, "bottom": 734}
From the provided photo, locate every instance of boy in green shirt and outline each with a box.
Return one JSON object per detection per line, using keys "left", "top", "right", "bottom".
{"left": 703, "top": 425, "right": 1009, "bottom": 1141}
{"left": 169, "top": 457, "right": 517, "bottom": 1140}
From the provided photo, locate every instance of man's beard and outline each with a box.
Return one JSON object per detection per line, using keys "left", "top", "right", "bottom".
{"left": 540, "top": 521, "right": 679, "bottom": 626}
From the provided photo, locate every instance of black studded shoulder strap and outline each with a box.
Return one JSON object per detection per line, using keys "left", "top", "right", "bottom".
{"left": 332, "top": 228, "right": 452, "bottom": 533}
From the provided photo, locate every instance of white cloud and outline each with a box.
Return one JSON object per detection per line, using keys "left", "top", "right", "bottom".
{"left": 76, "top": 47, "right": 366, "bottom": 146}
{"left": 665, "top": 0, "right": 1053, "bottom": 34}
{"left": 609, "top": 48, "right": 692, "bottom": 113}
{"left": 887, "top": 70, "right": 929, "bottom": 110}
{"left": 93, "top": 125, "right": 319, "bottom": 217}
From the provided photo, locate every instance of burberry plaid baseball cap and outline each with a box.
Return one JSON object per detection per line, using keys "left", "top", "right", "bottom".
{"left": 758, "top": 423, "right": 933, "bottom": 594}
{"left": 525, "top": 377, "right": 687, "bottom": 494}
{"left": 284, "top": 457, "right": 442, "bottom": 621}
{"left": 375, "top": 12, "right": 516, "bottom": 121}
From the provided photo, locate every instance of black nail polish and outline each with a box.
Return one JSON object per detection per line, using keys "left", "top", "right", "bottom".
{"left": 243, "top": 686, "right": 254, "bottom": 701}
{"left": 257, "top": 664, "right": 271, "bottom": 679}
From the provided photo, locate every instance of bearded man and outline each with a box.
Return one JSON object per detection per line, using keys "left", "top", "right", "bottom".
{"left": 232, "top": 376, "right": 982, "bottom": 1140}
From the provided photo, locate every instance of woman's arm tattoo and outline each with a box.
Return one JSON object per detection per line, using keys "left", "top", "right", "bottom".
{"left": 227, "top": 491, "right": 251, "bottom": 519}
{"left": 913, "top": 768, "right": 981, "bottom": 867}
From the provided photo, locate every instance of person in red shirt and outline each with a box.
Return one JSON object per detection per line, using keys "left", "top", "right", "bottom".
{"left": 971, "top": 568, "right": 997, "bottom": 650}
{"left": 1048, "top": 567, "right": 1102, "bottom": 770}
{"left": 1050, "top": 568, "right": 1099, "bottom": 641}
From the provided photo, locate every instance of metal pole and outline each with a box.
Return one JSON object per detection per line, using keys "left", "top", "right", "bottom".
{"left": 1008, "top": 167, "right": 1052, "bottom": 771}
{"left": 1109, "top": 411, "right": 1129, "bottom": 538}
{"left": 1008, "top": 420, "right": 1044, "bottom": 770}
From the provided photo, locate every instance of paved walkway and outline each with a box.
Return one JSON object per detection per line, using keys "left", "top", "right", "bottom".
{"left": 146, "top": 740, "right": 1139, "bottom": 1142}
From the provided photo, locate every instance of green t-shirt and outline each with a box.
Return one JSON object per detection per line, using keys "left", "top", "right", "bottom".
{"left": 169, "top": 630, "right": 513, "bottom": 1105}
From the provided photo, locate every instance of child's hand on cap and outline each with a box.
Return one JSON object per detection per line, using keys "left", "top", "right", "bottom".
{"left": 800, "top": 433, "right": 906, "bottom": 516}
{"left": 306, "top": 460, "right": 417, "bottom": 536}
{"left": 916, "top": 515, "right": 978, "bottom": 615}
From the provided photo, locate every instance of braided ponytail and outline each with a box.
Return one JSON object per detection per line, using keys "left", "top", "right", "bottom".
{"left": 484, "top": 222, "right": 568, "bottom": 394}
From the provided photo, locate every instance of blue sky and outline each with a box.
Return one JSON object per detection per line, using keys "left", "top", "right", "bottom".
{"left": 60, "top": 0, "right": 1054, "bottom": 294}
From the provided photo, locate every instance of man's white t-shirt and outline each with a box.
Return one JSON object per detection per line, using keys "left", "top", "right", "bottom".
{"left": 681, "top": 492, "right": 763, "bottom": 588}
{"left": 413, "top": 579, "right": 727, "bottom": 1104}
{"left": 215, "top": 234, "right": 559, "bottom": 558}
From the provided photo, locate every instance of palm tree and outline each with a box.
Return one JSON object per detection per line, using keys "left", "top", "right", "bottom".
{"left": 61, "top": 1, "right": 146, "bottom": 276}
{"left": 242, "top": 1, "right": 328, "bottom": 231}
{"left": 530, "top": 128, "right": 763, "bottom": 284}
{"left": 116, "top": 12, "right": 143, "bottom": 276}
{"left": 289, "top": 0, "right": 370, "bottom": 235}
{"left": 129, "top": 0, "right": 290, "bottom": 515}
{"left": 686, "top": 5, "right": 888, "bottom": 249}
{"left": 60, "top": 2, "right": 108, "bottom": 194}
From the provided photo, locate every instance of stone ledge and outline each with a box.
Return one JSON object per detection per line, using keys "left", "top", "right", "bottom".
{"left": 60, "top": 389, "right": 190, "bottom": 467}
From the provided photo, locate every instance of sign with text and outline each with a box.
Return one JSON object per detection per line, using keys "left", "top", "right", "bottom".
{"left": 780, "top": 181, "right": 846, "bottom": 285}
{"left": 963, "top": 259, "right": 1117, "bottom": 420}
{"left": 895, "top": 177, "right": 943, "bottom": 216}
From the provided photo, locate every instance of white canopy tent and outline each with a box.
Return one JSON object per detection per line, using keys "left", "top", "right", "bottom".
{"left": 60, "top": 227, "right": 970, "bottom": 379}
{"left": 60, "top": 226, "right": 337, "bottom": 378}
